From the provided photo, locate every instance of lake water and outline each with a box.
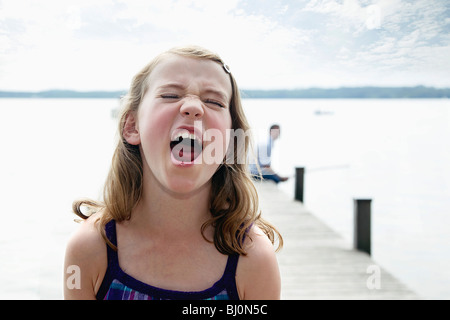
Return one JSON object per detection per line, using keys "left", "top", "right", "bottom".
{"left": 0, "top": 98, "right": 448, "bottom": 299}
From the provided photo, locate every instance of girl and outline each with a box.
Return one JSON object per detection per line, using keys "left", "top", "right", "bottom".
{"left": 64, "top": 46, "right": 283, "bottom": 300}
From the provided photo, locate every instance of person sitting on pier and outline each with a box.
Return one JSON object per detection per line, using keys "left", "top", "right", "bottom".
{"left": 250, "top": 124, "right": 288, "bottom": 184}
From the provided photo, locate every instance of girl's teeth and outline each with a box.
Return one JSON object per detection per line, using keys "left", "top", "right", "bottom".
{"left": 172, "top": 132, "right": 200, "bottom": 142}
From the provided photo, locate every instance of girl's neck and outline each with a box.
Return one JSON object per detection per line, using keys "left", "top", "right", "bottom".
{"left": 129, "top": 172, "right": 212, "bottom": 241}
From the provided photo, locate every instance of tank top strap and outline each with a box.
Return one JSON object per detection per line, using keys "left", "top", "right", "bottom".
{"left": 221, "top": 224, "right": 253, "bottom": 300}
{"left": 224, "top": 253, "right": 239, "bottom": 276}
{"left": 104, "top": 220, "right": 119, "bottom": 265}
{"left": 222, "top": 253, "right": 240, "bottom": 300}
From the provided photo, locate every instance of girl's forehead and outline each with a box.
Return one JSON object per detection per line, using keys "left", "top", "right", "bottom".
{"left": 147, "top": 55, "right": 232, "bottom": 95}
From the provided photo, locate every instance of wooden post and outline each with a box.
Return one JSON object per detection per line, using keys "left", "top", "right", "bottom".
{"left": 353, "top": 199, "right": 372, "bottom": 255}
{"left": 294, "top": 167, "right": 304, "bottom": 202}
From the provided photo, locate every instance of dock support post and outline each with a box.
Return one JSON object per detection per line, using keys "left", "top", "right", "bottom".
{"left": 353, "top": 199, "right": 372, "bottom": 255}
{"left": 294, "top": 167, "right": 304, "bottom": 202}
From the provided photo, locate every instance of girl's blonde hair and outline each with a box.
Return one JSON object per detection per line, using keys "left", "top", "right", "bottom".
{"left": 73, "top": 45, "right": 283, "bottom": 255}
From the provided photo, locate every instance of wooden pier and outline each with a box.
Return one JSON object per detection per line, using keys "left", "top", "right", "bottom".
{"left": 255, "top": 181, "right": 419, "bottom": 300}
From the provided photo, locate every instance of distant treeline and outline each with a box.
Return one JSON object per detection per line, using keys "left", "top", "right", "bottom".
{"left": 0, "top": 90, "right": 127, "bottom": 99}
{"left": 0, "top": 86, "right": 449, "bottom": 99}
{"left": 242, "top": 86, "right": 450, "bottom": 99}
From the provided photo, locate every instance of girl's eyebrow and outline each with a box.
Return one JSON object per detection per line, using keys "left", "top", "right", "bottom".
{"left": 157, "top": 83, "right": 229, "bottom": 102}
{"left": 156, "top": 83, "right": 187, "bottom": 91}
{"left": 203, "top": 88, "right": 229, "bottom": 103}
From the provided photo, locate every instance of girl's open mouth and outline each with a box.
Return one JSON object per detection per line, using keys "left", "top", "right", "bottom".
{"left": 170, "top": 131, "right": 203, "bottom": 163}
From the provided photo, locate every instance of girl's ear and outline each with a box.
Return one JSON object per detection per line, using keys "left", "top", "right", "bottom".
{"left": 123, "top": 112, "right": 141, "bottom": 145}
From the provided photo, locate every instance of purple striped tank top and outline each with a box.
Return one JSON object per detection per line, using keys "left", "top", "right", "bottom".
{"left": 96, "top": 220, "right": 241, "bottom": 300}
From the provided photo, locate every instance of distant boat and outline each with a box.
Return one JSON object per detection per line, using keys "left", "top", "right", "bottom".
{"left": 314, "top": 109, "right": 334, "bottom": 116}
{"left": 111, "top": 98, "right": 122, "bottom": 118}
{"left": 111, "top": 107, "right": 119, "bottom": 118}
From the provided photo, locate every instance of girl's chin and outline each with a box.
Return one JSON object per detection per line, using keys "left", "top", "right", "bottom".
{"left": 161, "top": 166, "right": 211, "bottom": 196}
{"left": 162, "top": 176, "right": 211, "bottom": 198}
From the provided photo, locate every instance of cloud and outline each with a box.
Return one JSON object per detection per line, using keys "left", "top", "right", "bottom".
{"left": 302, "top": 0, "right": 385, "bottom": 33}
{"left": 350, "top": 1, "right": 450, "bottom": 86}
{"left": 0, "top": 0, "right": 449, "bottom": 90}
{"left": 0, "top": 0, "right": 312, "bottom": 90}
{"left": 292, "top": 0, "right": 450, "bottom": 87}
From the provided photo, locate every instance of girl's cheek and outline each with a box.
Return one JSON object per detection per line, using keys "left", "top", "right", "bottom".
{"left": 139, "top": 105, "right": 174, "bottom": 137}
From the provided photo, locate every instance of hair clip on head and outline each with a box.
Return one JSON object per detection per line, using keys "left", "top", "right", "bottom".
{"left": 223, "top": 63, "right": 231, "bottom": 74}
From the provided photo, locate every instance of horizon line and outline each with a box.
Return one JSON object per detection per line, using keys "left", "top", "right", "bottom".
{"left": 1, "top": 85, "right": 450, "bottom": 93}
{"left": 1, "top": 86, "right": 449, "bottom": 99}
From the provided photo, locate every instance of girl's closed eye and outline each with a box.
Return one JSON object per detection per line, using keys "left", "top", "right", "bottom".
{"left": 161, "top": 93, "right": 180, "bottom": 99}
{"left": 204, "top": 99, "right": 226, "bottom": 108}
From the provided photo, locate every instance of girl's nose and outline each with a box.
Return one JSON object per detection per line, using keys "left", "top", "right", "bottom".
{"left": 179, "top": 96, "right": 204, "bottom": 119}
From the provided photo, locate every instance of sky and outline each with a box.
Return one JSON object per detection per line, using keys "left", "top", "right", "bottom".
{"left": 0, "top": 0, "right": 449, "bottom": 91}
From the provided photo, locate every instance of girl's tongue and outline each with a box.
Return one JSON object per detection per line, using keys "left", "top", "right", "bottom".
{"left": 170, "top": 137, "right": 202, "bottom": 163}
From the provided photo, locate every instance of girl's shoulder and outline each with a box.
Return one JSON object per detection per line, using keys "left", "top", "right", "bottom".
{"left": 66, "top": 213, "right": 106, "bottom": 258}
{"left": 236, "top": 225, "right": 281, "bottom": 299}
{"left": 64, "top": 213, "right": 108, "bottom": 298}
{"left": 244, "top": 225, "right": 276, "bottom": 257}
